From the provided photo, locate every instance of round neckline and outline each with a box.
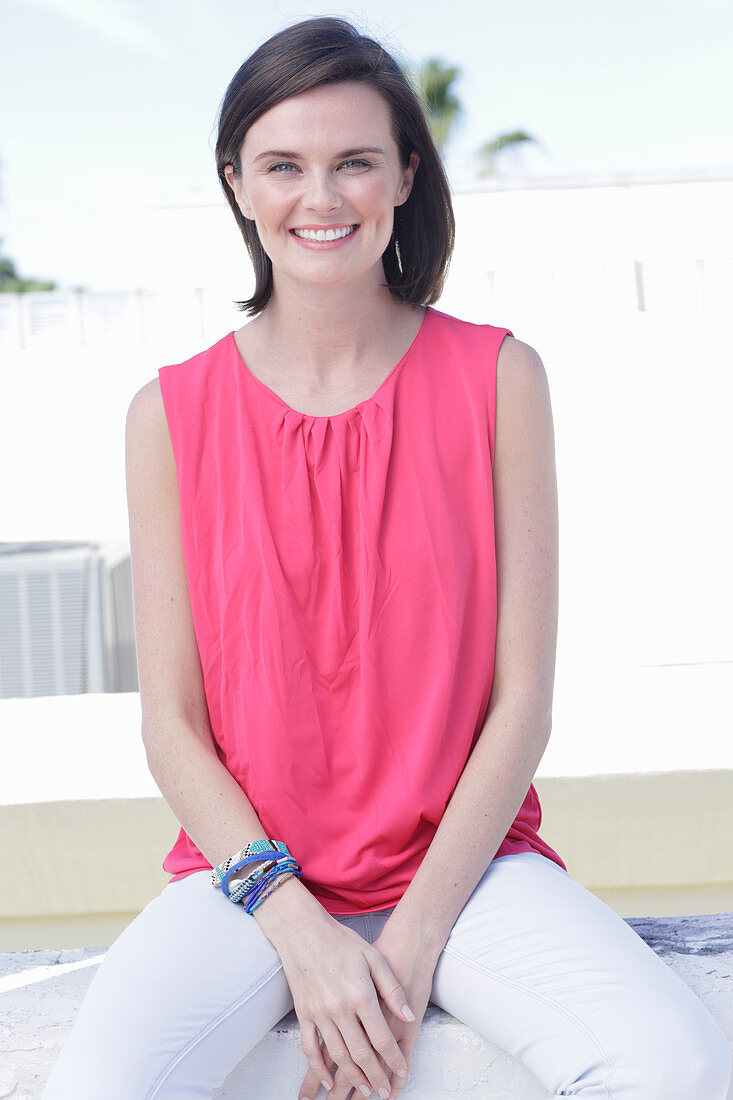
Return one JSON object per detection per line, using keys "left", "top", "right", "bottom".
{"left": 229, "top": 307, "right": 432, "bottom": 421}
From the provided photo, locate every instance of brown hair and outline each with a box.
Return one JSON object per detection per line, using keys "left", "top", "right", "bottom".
{"left": 215, "top": 17, "right": 454, "bottom": 316}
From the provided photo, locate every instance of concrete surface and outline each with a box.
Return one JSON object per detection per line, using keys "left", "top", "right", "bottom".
{"left": 2, "top": 912, "right": 731, "bottom": 1099}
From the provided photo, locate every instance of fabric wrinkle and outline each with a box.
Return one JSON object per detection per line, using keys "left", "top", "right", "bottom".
{"left": 155, "top": 307, "right": 568, "bottom": 909}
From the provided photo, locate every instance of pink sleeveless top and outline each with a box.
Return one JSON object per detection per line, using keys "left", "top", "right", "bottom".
{"left": 157, "top": 306, "right": 567, "bottom": 914}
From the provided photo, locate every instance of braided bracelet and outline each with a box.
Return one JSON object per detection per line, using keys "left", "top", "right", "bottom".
{"left": 247, "top": 875, "right": 291, "bottom": 913}
{"left": 211, "top": 839, "right": 303, "bottom": 913}
{"left": 211, "top": 839, "right": 289, "bottom": 896}
{"left": 226, "top": 855, "right": 299, "bottom": 906}
{"left": 244, "top": 858, "right": 302, "bottom": 914}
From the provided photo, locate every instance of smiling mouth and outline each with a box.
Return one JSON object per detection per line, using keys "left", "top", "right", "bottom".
{"left": 291, "top": 225, "right": 358, "bottom": 242}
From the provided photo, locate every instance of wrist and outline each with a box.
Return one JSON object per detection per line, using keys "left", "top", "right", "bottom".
{"left": 251, "top": 872, "right": 324, "bottom": 945}
{"left": 378, "top": 906, "right": 447, "bottom": 966}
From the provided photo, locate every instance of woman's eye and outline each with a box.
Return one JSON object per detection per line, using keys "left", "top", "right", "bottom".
{"left": 265, "top": 159, "right": 370, "bottom": 174}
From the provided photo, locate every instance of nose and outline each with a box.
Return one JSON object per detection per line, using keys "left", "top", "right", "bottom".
{"left": 303, "top": 168, "right": 342, "bottom": 214}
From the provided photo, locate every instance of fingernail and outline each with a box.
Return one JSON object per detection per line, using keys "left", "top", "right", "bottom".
{"left": 359, "top": 1087, "right": 371, "bottom": 1097}
{"left": 397, "top": 1067, "right": 407, "bottom": 1077}
{"left": 401, "top": 1004, "right": 415, "bottom": 1021}
{"left": 379, "top": 1090, "right": 390, "bottom": 1099}
{"left": 321, "top": 1081, "right": 332, "bottom": 1092}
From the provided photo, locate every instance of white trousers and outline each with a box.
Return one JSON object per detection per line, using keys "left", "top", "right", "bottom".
{"left": 42, "top": 851, "right": 731, "bottom": 1099}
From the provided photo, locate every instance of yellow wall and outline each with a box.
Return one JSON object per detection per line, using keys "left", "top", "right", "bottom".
{"left": 2, "top": 771, "right": 731, "bottom": 950}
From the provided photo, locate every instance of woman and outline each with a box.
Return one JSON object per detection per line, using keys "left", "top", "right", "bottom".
{"left": 43, "top": 17, "right": 731, "bottom": 1100}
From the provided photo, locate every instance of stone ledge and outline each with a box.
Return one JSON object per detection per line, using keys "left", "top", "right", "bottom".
{"left": 2, "top": 914, "right": 731, "bottom": 1099}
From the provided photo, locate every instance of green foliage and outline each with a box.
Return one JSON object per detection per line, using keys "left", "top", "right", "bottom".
{"left": 411, "top": 58, "right": 463, "bottom": 154}
{"left": 409, "top": 57, "right": 543, "bottom": 178}
{"left": 0, "top": 239, "right": 56, "bottom": 293}
{"left": 477, "top": 130, "right": 539, "bottom": 177}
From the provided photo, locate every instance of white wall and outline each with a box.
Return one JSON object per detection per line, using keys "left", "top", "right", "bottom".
{"left": 2, "top": 175, "right": 731, "bottom": 775}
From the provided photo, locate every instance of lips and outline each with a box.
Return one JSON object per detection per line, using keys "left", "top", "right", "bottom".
{"left": 291, "top": 224, "right": 358, "bottom": 242}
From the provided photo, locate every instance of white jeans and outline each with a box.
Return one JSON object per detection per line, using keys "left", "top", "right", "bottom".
{"left": 42, "top": 852, "right": 731, "bottom": 1099}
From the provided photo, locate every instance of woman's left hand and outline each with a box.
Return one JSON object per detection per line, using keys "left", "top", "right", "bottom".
{"left": 296, "top": 923, "right": 440, "bottom": 1099}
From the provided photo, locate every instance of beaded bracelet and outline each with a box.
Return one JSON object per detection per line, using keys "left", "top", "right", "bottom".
{"left": 211, "top": 839, "right": 303, "bottom": 914}
{"left": 211, "top": 839, "right": 289, "bottom": 896}
{"left": 226, "top": 858, "right": 279, "bottom": 904}
{"left": 224, "top": 855, "right": 297, "bottom": 905}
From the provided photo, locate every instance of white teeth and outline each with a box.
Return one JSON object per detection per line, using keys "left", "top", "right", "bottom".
{"left": 293, "top": 225, "right": 355, "bottom": 241}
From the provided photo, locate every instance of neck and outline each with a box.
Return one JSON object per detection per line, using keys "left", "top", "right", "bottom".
{"left": 253, "top": 275, "right": 417, "bottom": 383}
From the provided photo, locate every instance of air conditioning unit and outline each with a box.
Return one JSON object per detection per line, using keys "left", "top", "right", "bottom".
{"left": 0, "top": 539, "right": 138, "bottom": 698}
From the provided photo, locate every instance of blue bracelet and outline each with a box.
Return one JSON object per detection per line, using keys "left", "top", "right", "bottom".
{"left": 247, "top": 878, "right": 288, "bottom": 913}
{"left": 227, "top": 861, "right": 275, "bottom": 904}
{"left": 245, "top": 860, "right": 303, "bottom": 914}
{"left": 211, "top": 840, "right": 302, "bottom": 909}
{"left": 220, "top": 854, "right": 285, "bottom": 897}
{"left": 211, "top": 839, "right": 290, "bottom": 893}
{"left": 243, "top": 858, "right": 299, "bottom": 906}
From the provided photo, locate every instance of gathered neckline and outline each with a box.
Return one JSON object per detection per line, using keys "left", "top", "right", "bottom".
{"left": 229, "top": 307, "right": 432, "bottom": 421}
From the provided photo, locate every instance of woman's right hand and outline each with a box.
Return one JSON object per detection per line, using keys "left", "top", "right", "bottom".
{"left": 263, "top": 893, "right": 413, "bottom": 1099}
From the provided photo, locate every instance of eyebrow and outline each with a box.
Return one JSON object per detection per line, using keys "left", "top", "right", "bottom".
{"left": 253, "top": 147, "right": 386, "bottom": 163}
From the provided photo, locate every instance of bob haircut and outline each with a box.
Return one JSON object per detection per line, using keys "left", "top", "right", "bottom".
{"left": 215, "top": 16, "right": 455, "bottom": 316}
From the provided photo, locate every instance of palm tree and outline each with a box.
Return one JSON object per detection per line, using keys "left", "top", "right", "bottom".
{"left": 410, "top": 58, "right": 543, "bottom": 179}
{"left": 411, "top": 58, "right": 463, "bottom": 154}
{"left": 477, "top": 130, "right": 540, "bottom": 177}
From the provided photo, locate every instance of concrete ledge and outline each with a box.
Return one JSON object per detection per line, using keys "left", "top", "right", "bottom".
{"left": 3, "top": 769, "right": 733, "bottom": 950}
{"left": 2, "top": 692, "right": 733, "bottom": 950}
{"left": 2, "top": 913, "right": 731, "bottom": 1099}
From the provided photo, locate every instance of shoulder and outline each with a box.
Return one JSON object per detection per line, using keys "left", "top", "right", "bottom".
{"left": 426, "top": 308, "right": 536, "bottom": 366}
{"left": 156, "top": 331, "right": 234, "bottom": 394}
{"left": 496, "top": 335, "right": 549, "bottom": 403}
{"left": 426, "top": 306, "right": 509, "bottom": 342}
{"left": 427, "top": 309, "right": 549, "bottom": 393}
{"left": 125, "top": 376, "right": 166, "bottom": 443}
{"left": 497, "top": 334, "right": 546, "bottom": 374}
{"left": 124, "top": 375, "right": 185, "bottom": 540}
{"left": 126, "top": 331, "right": 234, "bottom": 436}
{"left": 494, "top": 337, "right": 554, "bottom": 468}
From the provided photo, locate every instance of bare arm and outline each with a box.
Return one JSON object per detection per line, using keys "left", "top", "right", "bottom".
{"left": 125, "top": 376, "right": 318, "bottom": 932}
{"left": 376, "top": 335, "right": 560, "bottom": 963}
{"left": 125, "top": 378, "right": 413, "bottom": 1098}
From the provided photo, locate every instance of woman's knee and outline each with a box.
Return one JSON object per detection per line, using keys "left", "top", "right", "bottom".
{"left": 613, "top": 1008, "right": 731, "bottom": 1099}
{"left": 660, "top": 1016, "right": 731, "bottom": 1100}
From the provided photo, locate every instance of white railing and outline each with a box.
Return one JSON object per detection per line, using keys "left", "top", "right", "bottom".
{"left": 1, "top": 257, "right": 731, "bottom": 351}
{"left": 0, "top": 286, "right": 245, "bottom": 349}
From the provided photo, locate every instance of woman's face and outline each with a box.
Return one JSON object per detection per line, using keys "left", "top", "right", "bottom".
{"left": 225, "top": 81, "right": 419, "bottom": 297}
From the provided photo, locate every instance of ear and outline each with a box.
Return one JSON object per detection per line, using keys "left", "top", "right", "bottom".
{"left": 395, "top": 151, "right": 420, "bottom": 208}
{"left": 224, "top": 163, "right": 255, "bottom": 221}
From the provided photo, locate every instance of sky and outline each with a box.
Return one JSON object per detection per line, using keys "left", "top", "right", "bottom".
{"left": 2, "top": 0, "right": 732, "bottom": 288}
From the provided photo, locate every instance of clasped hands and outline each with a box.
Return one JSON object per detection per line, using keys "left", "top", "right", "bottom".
{"left": 275, "top": 906, "right": 439, "bottom": 1100}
